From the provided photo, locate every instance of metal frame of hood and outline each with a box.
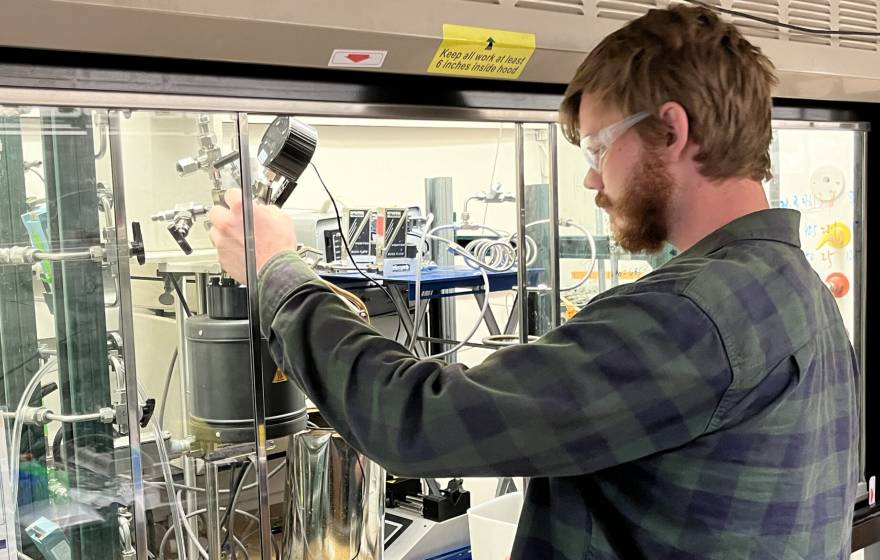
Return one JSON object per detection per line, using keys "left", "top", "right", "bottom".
{"left": 0, "top": 85, "right": 560, "bottom": 123}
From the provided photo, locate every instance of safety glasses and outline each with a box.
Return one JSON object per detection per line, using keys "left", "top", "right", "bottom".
{"left": 579, "top": 111, "right": 651, "bottom": 174}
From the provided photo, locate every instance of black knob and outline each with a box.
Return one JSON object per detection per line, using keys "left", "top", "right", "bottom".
{"left": 29, "top": 382, "right": 59, "bottom": 406}
{"left": 130, "top": 222, "right": 146, "bottom": 265}
{"left": 140, "top": 398, "right": 156, "bottom": 428}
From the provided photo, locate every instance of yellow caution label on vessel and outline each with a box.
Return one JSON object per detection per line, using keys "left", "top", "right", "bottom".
{"left": 428, "top": 24, "right": 535, "bottom": 79}
{"left": 272, "top": 368, "right": 289, "bottom": 384}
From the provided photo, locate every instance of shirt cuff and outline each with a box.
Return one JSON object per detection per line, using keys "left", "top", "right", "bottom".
{"left": 257, "top": 250, "right": 322, "bottom": 338}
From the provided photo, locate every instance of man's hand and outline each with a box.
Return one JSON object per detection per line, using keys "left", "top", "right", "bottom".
{"left": 207, "top": 189, "right": 297, "bottom": 283}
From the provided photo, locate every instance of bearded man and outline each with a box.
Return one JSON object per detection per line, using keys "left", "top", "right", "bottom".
{"left": 208, "top": 6, "right": 860, "bottom": 558}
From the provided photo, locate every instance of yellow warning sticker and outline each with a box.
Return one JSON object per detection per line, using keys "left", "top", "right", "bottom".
{"left": 272, "top": 368, "right": 289, "bottom": 384}
{"left": 428, "top": 24, "right": 536, "bottom": 80}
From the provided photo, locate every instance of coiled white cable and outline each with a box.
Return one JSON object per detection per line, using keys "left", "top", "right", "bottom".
{"left": 521, "top": 219, "right": 597, "bottom": 292}
{"left": 466, "top": 238, "right": 517, "bottom": 271}
{"left": 424, "top": 223, "right": 516, "bottom": 274}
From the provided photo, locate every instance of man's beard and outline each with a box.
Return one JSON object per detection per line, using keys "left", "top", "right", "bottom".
{"left": 595, "top": 150, "right": 672, "bottom": 253}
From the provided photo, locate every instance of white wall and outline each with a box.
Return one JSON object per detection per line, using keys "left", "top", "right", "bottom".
{"left": 121, "top": 112, "right": 234, "bottom": 253}
{"left": 248, "top": 119, "right": 542, "bottom": 232}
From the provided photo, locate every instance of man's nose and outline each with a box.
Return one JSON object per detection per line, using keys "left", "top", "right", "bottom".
{"left": 583, "top": 167, "right": 603, "bottom": 191}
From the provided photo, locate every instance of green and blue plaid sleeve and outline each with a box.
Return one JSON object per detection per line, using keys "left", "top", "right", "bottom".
{"left": 258, "top": 250, "right": 732, "bottom": 478}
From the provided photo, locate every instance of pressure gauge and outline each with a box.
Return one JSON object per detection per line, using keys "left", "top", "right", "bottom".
{"left": 257, "top": 116, "right": 318, "bottom": 182}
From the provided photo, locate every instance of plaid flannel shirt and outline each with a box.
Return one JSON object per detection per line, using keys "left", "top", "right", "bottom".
{"left": 259, "top": 208, "right": 859, "bottom": 559}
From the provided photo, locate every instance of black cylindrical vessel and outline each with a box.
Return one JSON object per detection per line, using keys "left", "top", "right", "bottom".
{"left": 185, "top": 278, "right": 307, "bottom": 444}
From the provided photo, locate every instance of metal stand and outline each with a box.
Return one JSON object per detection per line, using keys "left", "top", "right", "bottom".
{"left": 494, "top": 477, "right": 518, "bottom": 498}
{"left": 205, "top": 463, "right": 224, "bottom": 559}
{"left": 203, "top": 443, "right": 258, "bottom": 559}
{"left": 109, "top": 109, "right": 149, "bottom": 560}
{"left": 174, "top": 291, "right": 200, "bottom": 560}
{"left": 473, "top": 291, "right": 502, "bottom": 336}
{"left": 425, "top": 177, "right": 457, "bottom": 360}
{"left": 388, "top": 287, "right": 429, "bottom": 357}
{"left": 514, "top": 124, "right": 529, "bottom": 344}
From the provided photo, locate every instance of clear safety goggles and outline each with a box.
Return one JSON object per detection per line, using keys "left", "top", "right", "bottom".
{"left": 579, "top": 111, "right": 651, "bottom": 174}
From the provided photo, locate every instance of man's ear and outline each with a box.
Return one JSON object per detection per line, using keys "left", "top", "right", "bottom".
{"left": 657, "top": 101, "right": 690, "bottom": 163}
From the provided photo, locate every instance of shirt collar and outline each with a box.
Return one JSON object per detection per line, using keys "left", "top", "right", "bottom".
{"left": 677, "top": 208, "right": 802, "bottom": 259}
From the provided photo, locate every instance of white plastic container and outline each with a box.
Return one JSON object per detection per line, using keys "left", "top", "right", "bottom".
{"left": 467, "top": 491, "right": 524, "bottom": 560}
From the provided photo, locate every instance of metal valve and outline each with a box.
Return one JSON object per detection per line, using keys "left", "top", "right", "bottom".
{"left": 151, "top": 204, "right": 210, "bottom": 255}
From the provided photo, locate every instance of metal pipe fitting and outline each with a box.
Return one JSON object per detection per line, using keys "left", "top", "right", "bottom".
{"left": 0, "top": 246, "right": 38, "bottom": 264}
{"left": 150, "top": 204, "right": 209, "bottom": 223}
{"left": 2, "top": 406, "right": 115, "bottom": 425}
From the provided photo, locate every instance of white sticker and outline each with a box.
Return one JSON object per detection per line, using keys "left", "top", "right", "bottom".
{"left": 328, "top": 50, "right": 387, "bottom": 68}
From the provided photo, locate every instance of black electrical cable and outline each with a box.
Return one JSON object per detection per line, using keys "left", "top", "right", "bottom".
{"left": 51, "top": 427, "right": 64, "bottom": 467}
{"left": 686, "top": 0, "right": 880, "bottom": 37}
{"left": 219, "top": 462, "right": 242, "bottom": 526}
{"left": 168, "top": 274, "right": 192, "bottom": 318}
{"left": 309, "top": 162, "right": 405, "bottom": 338}
{"left": 221, "top": 461, "right": 251, "bottom": 556}
{"left": 220, "top": 462, "right": 240, "bottom": 555}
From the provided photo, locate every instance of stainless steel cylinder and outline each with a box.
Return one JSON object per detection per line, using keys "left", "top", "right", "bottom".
{"left": 282, "top": 429, "right": 385, "bottom": 559}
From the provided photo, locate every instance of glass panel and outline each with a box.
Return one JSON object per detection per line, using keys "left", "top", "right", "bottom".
{"left": 554, "top": 124, "right": 662, "bottom": 321}
{"left": 1, "top": 106, "right": 125, "bottom": 559}
{"left": 245, "top": 115, "right": 525, "bottom": 368}
{"left": 521, "top": 123, "right": 555, "bottom": 336}
{"left": 765, "top": 124, "right": 867, "bottom": 497}
{"left": 555, "top": 122, "right": 865, "bottom": 337}
{"left": 244, "top": 114, "right": 535, "bottom": 532}
{"left": 766, "top": 127, "right": 863, "bottom": 344}
{"left": 113, "top": 110, "right": 283, "bottom": 560}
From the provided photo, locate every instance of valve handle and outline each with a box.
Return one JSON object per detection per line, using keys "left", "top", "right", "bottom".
{"left": 130, "top": 222, "right": 146, "bottom": 265}
{"left": 140, "top": 398, "right": 156, "bottom": 428}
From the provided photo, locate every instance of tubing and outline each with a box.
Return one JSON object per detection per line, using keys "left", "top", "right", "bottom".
{"left": 10, "top": 358, "right": 58, "bottom": 507}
